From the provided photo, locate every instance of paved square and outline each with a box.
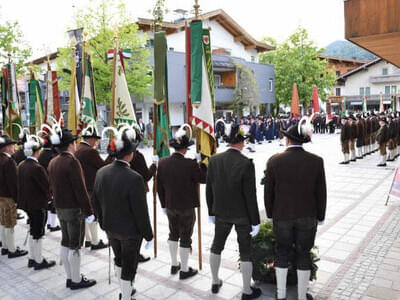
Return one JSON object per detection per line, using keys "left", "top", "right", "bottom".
{"left": 1, "top": 133, "right": 400, "bottom": 299}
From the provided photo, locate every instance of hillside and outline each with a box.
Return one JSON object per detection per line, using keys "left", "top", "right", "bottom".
{"left": 323, "top": 40, "right": 376, "bottom": 61}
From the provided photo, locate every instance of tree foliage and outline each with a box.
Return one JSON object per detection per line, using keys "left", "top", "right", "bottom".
{"left": 56, "top": 0, "right": 152, "bottom": 105}
{"left": 0, "top": 11, "right": 31, "bottom": 74}
{"left": 231, "top": 61, "right": 259, "bottom": 116}
{"left": 260, "top": 28, "right": 337, "bottom": 114}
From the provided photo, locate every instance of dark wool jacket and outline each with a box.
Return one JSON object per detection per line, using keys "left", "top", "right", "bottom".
{"left": 264, "top": 147, "right": 327, "bottom": 221}
{"left": 92, "top": 160, "right": 153, "bottom": 241}
{"left": 0, "top": 152, "right": 18, "bottom": 201}
{"left": 340, "top": 122, "right": 351, "bottom": 142}
{"left": 48, "top": 152, "right": 92, "bottom": 216}
{"left": 38, "top": 149, "right": 57, "bottom": 172}
{"left": 75, "top": 142, "right": 107, "bottom": 194}
{"left": 206, "top": 148, "right": 260, "bottom": 226}
{"left": 157, "top": 152, "right": 207, "bottom": 210}
{"left": 17, "top": 158, "right": 51, "bottom": 211}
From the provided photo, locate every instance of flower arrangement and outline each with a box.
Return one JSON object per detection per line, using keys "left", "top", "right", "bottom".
{"left": 251, "top": 222, "right": 319, "bottom": 284}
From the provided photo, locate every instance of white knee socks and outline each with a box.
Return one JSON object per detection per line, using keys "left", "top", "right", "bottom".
{"left": 5, "top": 228, "right": 16, "bottom": 252}
{"left": 68, "top": 249, "right": 81, "bottom": 283}
{"left": 168, "top": 240, "right": 179, "bottom": 266}
{"left": 275, "top": 267, "right": 288, "bottom": 299}
{"left": 297, "top": 270, "right": 310, "bottom": 300}
{"left": 120, "top": 279, "right": 133, "bottom": 300}
{"left": 179, "top": 247, "right": 190, "bottom": 272}
{"left": 0, "top": 224, "right": 6, "bottom": 249}
{"left": 47, "top": 212, "right": 57, "bottom": 228}
{"left": 210, "top": 253, "right": 221, "bottom": 285}
{"left": 60, "top": 246, "right": 71, "bottom": 279}
{"left": 34, "top": 239, "right": 43, "bottom": 264}
{"left": 240, "top": 261, "right": 253, "bottom": 295}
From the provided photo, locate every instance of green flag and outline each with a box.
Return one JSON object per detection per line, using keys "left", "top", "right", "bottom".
{"left": 28, "top": 74, "right": 44, "bottom": 132}
{"left": 153, "top": 31, "right": 171, "bottom": 158}
{"left": 362, "top": 96, "right": 367, "bottom": 113}
{"left": 1, "top": 69, "right": 7, "bottom": 132}
{"left": 80, "top": 53, "right": 97, "bottom": 125}
{"left": 342, "top": 97, "right": 347, "bottom": 117}
{"left": 4, "top": 63, "right": 23, "bottom": 140}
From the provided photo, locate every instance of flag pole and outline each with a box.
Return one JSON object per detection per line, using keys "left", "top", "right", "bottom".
{"left": 193, "top": 0, "right": 202, "bottom": 271}
{"left": 7, "top": 46, "right": 12, "bottom": 139}
{"left": 110, "top": 26, "right": 118, "bottom": 127}
{"left": 153, "top": 112, "right": 158, "bottom": 258}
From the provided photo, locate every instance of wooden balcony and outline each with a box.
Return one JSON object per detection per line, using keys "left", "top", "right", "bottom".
{"left": 344, "top": 0, "right": 400, "bottom": 67}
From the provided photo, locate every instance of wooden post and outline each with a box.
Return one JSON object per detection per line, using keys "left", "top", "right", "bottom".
{"left": 110, "top": 27, "right": 118, "bottom": 127}
{"left": 197, "top": 185, "right": 202, "bottom": 270}
{"left": 153, "top": 103, "right": 158, "bottom": 258}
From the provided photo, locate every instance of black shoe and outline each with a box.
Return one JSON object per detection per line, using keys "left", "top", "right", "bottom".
{"left": 34, "top": 259, "right": 56, "bottom": 270}
{"left": 339, "top": 161, "right": 349, "bottom": 165}
{"left": 84, "top": 241, "right": 91, "bottom": 248}
{"left": 242, "top": 287, "right": 262, "bottom": 300}
{"left": 1, "top": 248, "right": 8, "bottom": 255}
{"left": 356, "top": 157, "right": 363, "bottom": 159}
{"left": 17, "top": 213, "right": 24, "bottom": 220}
{"left": 49, "top": 225, "right": 61, "bottom": 232}
{"left": 91, "top": 240, "right": 108, "bottom": 250}
{"left": 28, "top": 259, "right": 36, "bottom": 268}
{"left": 387, "top": 159, "right": 394, "bottom": 162}
{"left": 211, "top": 280, "right": 223, "bottom": 294}
{"left": 171, "top": 263, "right": 181, "bottom": 275}
{"left": 350, "top": 159, "right": 356, "bottom": 162}
{"left": 179, "top": 267, "right": 198, "bottom": 280}
{"left": 0, "top": 241, "right": 2, "bottom": 247}
{"left": 66, "top": 279, "right": 72, "bottom": 288}
{"left": 47, "top": 224, "right": 51, "bottom": 230}
{"left": 306, "top": 293, "right": 314, "bottom": 300}
{"left": 138, "top": 254, "right": 150, "bottom": 263}
{"left": 377, "top": 163, "right": 387, "bottom": 167}
{"left": 69, "top": 275, "right": 96, "bottom": 290}
{"left": 8, "top": 248, "right": 28, "bottom": 259}
{"left": 249, "top": 150, "right": 256, "bottom": 153}
{"left": 119, "top": 288, "right": 136, "bottom": 300}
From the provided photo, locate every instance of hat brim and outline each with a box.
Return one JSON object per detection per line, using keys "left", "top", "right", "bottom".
{"left": 169, "top": 139, "right": 194, "bottom": 149}
{"left": 81, "top": 134, "right": 101, "bottom": 139}
{"left": 0, "top": 141, "right": 17, "bottom": 148}
{"left": 55, "top": 136, "right": 79, "bottom": 148}
{"left": 281, "top": 129, "right": 310, "bottom": 144}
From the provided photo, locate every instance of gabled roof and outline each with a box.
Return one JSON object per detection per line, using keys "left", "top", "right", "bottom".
{"left": 138, "top": 9, "right": 274, "bottom": 53}
{"left": 320, "top": 55, "right": 370, "bottom": 65}
{"left": 339, "top": 57, "right": 383, "bottom": 80}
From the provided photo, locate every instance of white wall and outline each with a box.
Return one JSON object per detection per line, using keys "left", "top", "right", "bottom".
{"left": 169, "top": 103, "right": 185, "bottom": 126}
{"left": 342, "top": 60, "right": 400, "bottom": 96}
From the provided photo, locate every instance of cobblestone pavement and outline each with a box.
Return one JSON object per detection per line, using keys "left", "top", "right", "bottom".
{"left": 1, "top": 133, "right": 400, "bottom": 299}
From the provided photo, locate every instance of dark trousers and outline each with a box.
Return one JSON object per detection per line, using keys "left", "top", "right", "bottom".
{"left": 167, "top": 208, "right": 196, "bottom": 248}
{"left": 211, "top": 217, "right": 252, "bottom": 261}
{"left": 273, "top": 217, "right": 317, "bottom": 270}
{"left": 27, "top": 209, "right": 47, "bottom": 240}
{"left": 57, "top": 208, "right": 85, "bottom": 250}
{"left": 108, "top": 233, "right": 142, "bottom": 281}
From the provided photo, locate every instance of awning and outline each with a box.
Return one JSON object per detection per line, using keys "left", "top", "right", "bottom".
{"left": 350, "top": 102, "right": 362, "bottom": 105}
{"left": 331, "top": 103, "right": 340, "bottom": 106}
{"left": 383, "top": 100, "right": 392, "bottom": 104}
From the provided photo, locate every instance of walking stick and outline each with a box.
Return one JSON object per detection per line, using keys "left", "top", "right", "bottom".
{"left": 153, "top": 175, "right": 158, "bottom": 258}
{"left": 108, "top": 244, "right": 111, "bottom": 284}
{"left": 197, "top": 184, "right": 202, "bottom": 270}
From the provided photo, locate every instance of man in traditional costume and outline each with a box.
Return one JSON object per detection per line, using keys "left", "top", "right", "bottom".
{"left": 92, "top": 125, "right": 153, "bottom": 300}
{"left": 157, "top": 124, "right": 206, "bottom": 280}
{"left": 75, "top": 124, "right": 108, "bottom": 251}
{"left": 48, "top": 127, "right": 96, "bottom": 290}
{"left": 264, "top": 117, "right": 327, "bottom": 300}
{"left": 206, "top": 124, "right": 261, "bottom": 299}
{"left": 0, "top": 135, "right": 28, "bottom": 258}
{"left": 376, "top": 117, "right": 390, "bottom": 167}
{"left": 340, "top": 116, "right": 351, "bottom": 164}
{"left": 17, "top": 134, "right": 56, "bottom": 270}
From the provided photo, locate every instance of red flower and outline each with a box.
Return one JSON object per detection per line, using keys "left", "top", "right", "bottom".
{"left": 110, "top": 139, "right": 116, "bottom": 151}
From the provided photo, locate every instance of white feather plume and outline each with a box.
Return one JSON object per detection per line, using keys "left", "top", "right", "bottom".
{"left": 115, "top": 139, "right": 124, "bottom": 151}
{"left": 175, "top": 123, "right": 192, "bottom": 140}
{"left": 12, "top": 123, "right": 27, "bottom": 139}
{"left": 0, "top": 137, "right": 5, "bottom": 144}
{"left": 297, "top": 114, "right": 314, "bottom": 138}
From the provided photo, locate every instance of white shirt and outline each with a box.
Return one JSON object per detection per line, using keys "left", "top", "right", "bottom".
{"left": 27, "top": 156, "right": 38, "bottom": 163}
{"left": 287, "top": 145, "right": 303, "bottom": 149}
{"left": 2, "top": 152, "right": 11, "bottom": 158}
{"left": 117, "top": 159, "right": 130, "bottom": 167}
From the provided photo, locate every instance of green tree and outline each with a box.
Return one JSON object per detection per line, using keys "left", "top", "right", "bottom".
{"left": 56, "top": 0, "right": 152, "bottom": 105}
{"left": 260, "top": 28, "right": 337, "bottom": 114}
{"left": 231, "top": 62, "right": 259, "bottom": 116}
{"left": 0, "top": 12, "right": 31, "bottom": 73}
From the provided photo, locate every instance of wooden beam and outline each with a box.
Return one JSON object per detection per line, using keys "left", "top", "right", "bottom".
{"left": 234, "top": 35, "right": 245, "bottom": 42}
{"left": 245, "top": 45, "right": 256, "bottom": 50}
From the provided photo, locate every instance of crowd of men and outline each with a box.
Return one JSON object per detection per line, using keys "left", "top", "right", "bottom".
{"left": 339, "top": 112, "right": 400, "bottom": 167}
{"left": 0, "top": 115, "right": 327, "bottom": 300}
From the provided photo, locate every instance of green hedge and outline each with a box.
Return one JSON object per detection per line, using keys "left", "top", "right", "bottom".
{"left": 251, "top": 222, "right": 319, "bottom": 284}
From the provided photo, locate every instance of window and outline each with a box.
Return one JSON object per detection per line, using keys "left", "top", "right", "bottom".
{"left": 268, "top": 79, "right": 273, "bottom": 92}
{"left": 392, "top": 86, "right": 398, "bottom": 95}
{"left": 360, "top": 87, "right": 365, "bottom": 96}
{"left": 382, "top": 68, "right": 388, "bottom": 75}
{"left": 336, "top": 71, "right": 341, "bottom": 77}
{"left": 335, "top": 88, "right": 341, "bottom": 96}
{"left": 385, "top": 86, "right": 391, "bottom": 95}
{"left": 214, "top": 74, "right": 221, "bottom": 87}
{"left": 365, "top": 87, "right": 371, "bottom": 96}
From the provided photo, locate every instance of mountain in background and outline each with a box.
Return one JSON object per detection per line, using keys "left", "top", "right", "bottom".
{"left": 323, "top": 40, "right": 376, "bottom": 61}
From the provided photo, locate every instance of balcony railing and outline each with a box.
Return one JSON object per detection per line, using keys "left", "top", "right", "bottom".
{"left": 370, "top": 74, "right": 400, "bottom": 84}
{"left": 214, "top": 86, "right": 235, "bottom": 104}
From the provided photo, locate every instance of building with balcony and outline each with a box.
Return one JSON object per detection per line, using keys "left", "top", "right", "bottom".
{"left": 330, "top": 58, "right": 400, "bottom": 112}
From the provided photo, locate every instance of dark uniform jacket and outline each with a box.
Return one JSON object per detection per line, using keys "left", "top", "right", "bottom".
{"left": 13, "top": 148, "right": 26, "bottom": 165}
{"left": 264, "top": 147, "right": 327, "bottom": 221}
{"left": 130, "top": 150, "right": 156, "bottom": 193}
{"left": 38, "top": 149, "right": 57, "bottom": 171}
{"left": 157, "top": 152, "right": 206, "bottom": 210}
{"left": 92, "top": 160, "right": 153, "bottom": 241}
{"left": 356, "top": 121, "right": 364, "bottom": 147}
{"left": 206, "top": 148, "right": 260, "bottom": 226}
{"left": 17, "top": 158, "right": 50, "bottom": 211}
{"left": 376, "top": 125, "right": 390, "bottom": 145}
{"left": 389, "top": 121, "right": 396, "bottom": 139}
{"left": 75, "top": 142, "right": 106, "bottom": 194}
{"left": 48, "top": 152, "right": 92, "bottom": 216}
{"left": 0, "top": 152, "right": 18, "bottom": 201}
{"left": 350, "top": 123, "right": 358, "bottom": 140}
{"left": 340, "top": 122, "right": 351, "bottom": 143}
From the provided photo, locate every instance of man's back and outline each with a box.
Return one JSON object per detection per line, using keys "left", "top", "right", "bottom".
{"left": 264, "top": 147, "right": 326, "bottom": 221}
{"left": 206, "top": 149, "right": 259, "bottom": 225}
